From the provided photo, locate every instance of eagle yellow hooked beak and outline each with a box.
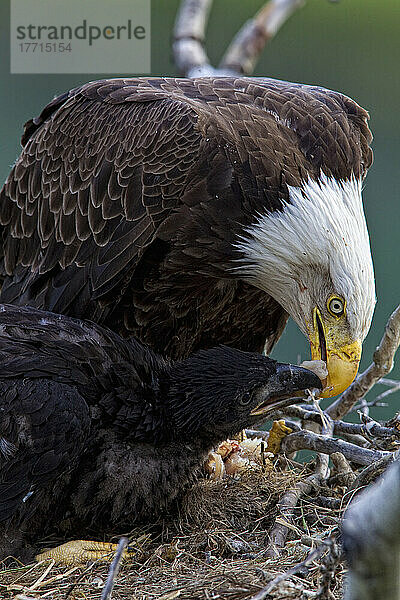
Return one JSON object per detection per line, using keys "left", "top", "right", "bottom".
{"left": 309, "top": 306, "right": 361, "bottom": 398}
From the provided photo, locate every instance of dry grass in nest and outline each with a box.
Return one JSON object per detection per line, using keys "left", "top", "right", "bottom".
{"left": 0, "top": 462, "right": 345, "bottom": 600}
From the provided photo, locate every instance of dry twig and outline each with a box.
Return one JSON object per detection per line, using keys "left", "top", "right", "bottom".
{"left": 249, "top": 536, "right": 333, "bottom": 600}
{"left": 277, "top": 404, "right": 400, "bottom": 443}
{"left": 372, "top": 378, "right": 400, "bottom": 403}
{"left": 330, "top": 452, "right": 356, "bottom": 488}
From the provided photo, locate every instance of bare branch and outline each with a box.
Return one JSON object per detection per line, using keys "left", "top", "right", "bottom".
{"left": 274, "top": 404, "right": 400, "bottom": 443}
{"left": 266, "top": 476, "right": 316, "bottom": 559}
{"left": 331, "top": 452, "right": 355, "bottom": 478}
{"left": 219, "top": 0, "right": 305, "bottom": 75}
{"left": 349, "top": 451, "right": 399, "bottom": 493}
{"left": 358, "top": 397, "right": 370, "bottom": 417}
{"left": 379, "top": 378, "right": 400, "bottom": 387}
{"left": 281, "top": 430, "right": 392, "bottom": 466}
{"left": 173, "top": 0, "right": 217, "bottom": 77}
{"left": 327, "top": 304, "right": 400, "bottom": 421}
{"left": 245, "top": 428, "right": 269, "bottom": 440}
{"left": 329, "top": 452, "right": 356, "bottom": 488}
{"left": 373, "top": 380, "right": 400, "bottom": 403}
{"left": 350, "top": 398, "right": 388, "bottom": 414}
{"left": 314, "top": 414, "right": 334, "bottom": 479}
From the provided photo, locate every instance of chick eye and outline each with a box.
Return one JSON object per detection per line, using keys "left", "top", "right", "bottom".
{"left": 240, "top": 391, "right": 252, "bottom": 405}
{"left": 327, "top": 296, "right": 345, "bottom": 317}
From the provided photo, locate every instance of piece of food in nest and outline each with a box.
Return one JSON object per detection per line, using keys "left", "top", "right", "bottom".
{"left": 205, "top": 451, "right": 225, "bottom": 480}
{"left": 299, "top": 359, "right": 328, "bottom": 382}
{"left": 206, "top": 440, "right": 244, "bottom": 479}
{"left": 206, "top": 438, "right": 273, "bottom": 478}
{"left": 240, "top": 437, "right": 274, "bottom": 464}
{"left": 216, "top": 439, "right": 241, "bottom": 459}
{"left": 224, "top": 452, "right": 251, "bottom": 475}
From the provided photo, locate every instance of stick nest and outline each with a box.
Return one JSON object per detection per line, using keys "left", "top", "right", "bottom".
{"left": 0, "top": 458, "right": 345, "bottom": 600}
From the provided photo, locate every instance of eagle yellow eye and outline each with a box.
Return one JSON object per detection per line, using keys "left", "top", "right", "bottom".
{"left": 327, "top": 296, "right": 345, "bottom": 317}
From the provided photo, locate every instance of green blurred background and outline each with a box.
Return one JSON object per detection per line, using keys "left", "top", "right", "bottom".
{"left": 0, "top": 0, "right": 399, "bottom": 416}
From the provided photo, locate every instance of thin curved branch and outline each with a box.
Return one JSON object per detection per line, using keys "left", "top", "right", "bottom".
{"left": 173, "top": 0, "right": 307, "bottom": 77}
{"left": 327, "top": 304, "right": 400, "bottom": 421}
{"left": 373, "top": 380, "right": 400, "bottom": 403}
{"left": 219, "top": 0, "right": 305, "bottom": 75}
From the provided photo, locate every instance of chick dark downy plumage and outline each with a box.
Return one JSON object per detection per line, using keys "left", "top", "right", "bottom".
{"left": 0, "top": 304, "right": 321, "bottom": 561}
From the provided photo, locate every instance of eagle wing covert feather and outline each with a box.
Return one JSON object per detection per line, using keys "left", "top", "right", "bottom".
{"left": 0, "top": 80, "right": 206, "bottom": 322}
{"left": 0, "top": 302, "right": 165, "bottom": 526}
{"left": 0, "top": 77, "right": 373, "bottom": 354}
{"left": 0, "top": 380, "right": 90, "bottom": 523}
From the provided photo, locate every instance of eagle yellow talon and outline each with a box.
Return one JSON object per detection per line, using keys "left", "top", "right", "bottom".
{"left": 35, "top": 539, "right": 129, "bottom": 565}
{"left": 266, "top": 419, "right": 293, "bottom": 455}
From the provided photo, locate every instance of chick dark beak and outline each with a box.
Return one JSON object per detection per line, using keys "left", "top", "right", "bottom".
{"left": 250, "top": 364, "right": 323, "bottom": 416}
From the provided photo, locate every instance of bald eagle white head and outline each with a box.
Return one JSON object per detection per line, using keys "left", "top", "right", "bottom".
{"left": 235, "top": 174, "right": 375, "bottom": 396}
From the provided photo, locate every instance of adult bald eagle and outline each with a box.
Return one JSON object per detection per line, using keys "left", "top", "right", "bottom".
{"left": 0, "top": 77, "right": 375, "bottom": 397}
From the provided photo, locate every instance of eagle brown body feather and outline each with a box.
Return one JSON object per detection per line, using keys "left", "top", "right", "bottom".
{"left": 0, "top": 77, "right": 372, "bottom": 358}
